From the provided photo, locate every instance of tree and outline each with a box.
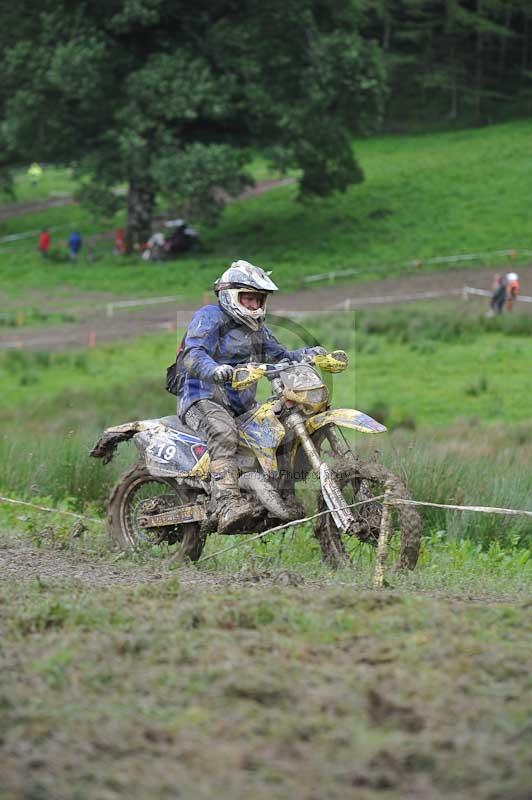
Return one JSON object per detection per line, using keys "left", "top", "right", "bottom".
{"left": 1, "top": 0, "right": 386, "bottom": 248}
{"left": 362, "top": 0, "right": 530, "bottom": 126}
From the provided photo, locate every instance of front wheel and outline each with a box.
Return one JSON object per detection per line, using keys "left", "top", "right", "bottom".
{"left": 108, "top": 463, "right": 206, "bottom": 561}
{"left": 314, "top": 457, "right": 421, "bottom": 571}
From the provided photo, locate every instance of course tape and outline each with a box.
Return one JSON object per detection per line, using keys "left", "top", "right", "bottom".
{"left": 464, "top": 286, "right": 532, "bottom": 303}
{"left": 2, "top": 491, "right": 532, "bottom": 553}
{"left": 392, "top": 497, "right": 532, "bottom": 518}
{"left": 303, "top": 248, "right": 532, "bottom": 284}
{"left": 0, "top": 495, "right": 101, "bottom": 524}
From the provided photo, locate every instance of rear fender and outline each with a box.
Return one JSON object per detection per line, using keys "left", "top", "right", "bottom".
{"left": 305, "top": 408, "right": 387, "bottom": 436}
{"left": 90, "top": 422, "right": 141, "bottom": 464}
{"left": 90, "top": 419, "right": 210, "bottom": 479}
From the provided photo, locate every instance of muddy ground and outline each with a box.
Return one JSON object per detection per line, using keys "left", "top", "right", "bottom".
{"left": 1, "top": 527, "right": 531, "bottom": 800}
{"left": 2, "top": 263, "right": 532, "bottom": 351}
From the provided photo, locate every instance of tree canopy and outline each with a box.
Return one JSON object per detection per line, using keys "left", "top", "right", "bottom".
{"left": 363, "top": 0, "right": 532, "bottom": 126}
{"left": 0, "top": 0, "right": 386, "bottom": 245}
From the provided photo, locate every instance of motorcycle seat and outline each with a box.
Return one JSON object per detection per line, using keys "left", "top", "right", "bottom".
{"left": 158, "top": 415, "right": 199, "bottom": 438}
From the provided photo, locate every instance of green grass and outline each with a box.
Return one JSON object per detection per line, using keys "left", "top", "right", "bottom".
{"left": 4, "top": 307, "right": 532, "bottom": 430}
{"left": 2, "top": 310, "right": 532, "bottom": 547}
{"left": 8, "top": 166, "right": 76, "bottom": 202}
{"left": 2, "top": 129, "right": 532, "bottom": 800}
{"left": 0, "top": 533, "right": 530, "bottom": 799}
{"left": 2, "top": 120, "right": 532, "bottom": 300}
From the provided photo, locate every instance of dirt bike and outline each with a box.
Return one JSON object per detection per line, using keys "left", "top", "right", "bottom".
{"left": 90, "top": 351, "right": 421, "bottom": 569}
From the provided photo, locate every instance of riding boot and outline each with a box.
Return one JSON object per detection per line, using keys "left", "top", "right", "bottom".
{"left": 210, "top": 458, "right": 254, "bottom": 534}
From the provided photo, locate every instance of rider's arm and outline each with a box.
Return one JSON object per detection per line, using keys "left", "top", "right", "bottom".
{"left": 182, "top": 307, "right": 225, "bottom": 381}
{"left": 262, "top": 326, "right": 315, "bottom": 362}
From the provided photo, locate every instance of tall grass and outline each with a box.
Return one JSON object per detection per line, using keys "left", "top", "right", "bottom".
{"left": 2, "top": 422, "right": 532, "bottom": 548}
{"left": 0, "top": 431, "right": 133, "bottom": 510}
{"left": 2, "top": 309, "right": 532, "bottom": 546}
{"left": 361, "top": 435, "right": 532, "bottom": 548}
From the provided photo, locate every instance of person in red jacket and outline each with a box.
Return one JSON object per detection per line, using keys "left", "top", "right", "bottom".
{"left": 38, "top": 228, "right": 51, "bottom": 258}
{"left": 506, "top": 272, "right": 520, "bottom": 311}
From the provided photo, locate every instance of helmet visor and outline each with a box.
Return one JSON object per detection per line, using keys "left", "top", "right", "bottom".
{"left": 238, "top": 291, "right": 267, "bottom": 311}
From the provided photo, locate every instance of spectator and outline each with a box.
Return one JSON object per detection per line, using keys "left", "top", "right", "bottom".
{"left": 489, "top": 272, "right": 506, "bottom": 315}
{"left": 143, "top": 231, "right": 165, "bottom": 261}
{"left": 38, "top": 228, "right": 51, "bottom": 258}
{"left": 67, "top": 230, "right": 82, "bottom": 263}
{"left": 114, "top": 228, "right": 126, "bottom": 255}
{"left": 506, "top": 272, "right": 520, "bottom": 311}
{"left": 28, "top": 162, "right": 43, "bottom": 186}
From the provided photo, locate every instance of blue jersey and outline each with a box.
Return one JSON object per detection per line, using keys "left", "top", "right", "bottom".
{"left": 178, "top": 305, "right": 309, "bottom": 417}
{"left": 68, "top": 231, "right": 82, "bottom": 253}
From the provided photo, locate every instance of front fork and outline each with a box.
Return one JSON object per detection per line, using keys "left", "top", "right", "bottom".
{"left": 284, "top": 411, "right": 356, "bottom": 533}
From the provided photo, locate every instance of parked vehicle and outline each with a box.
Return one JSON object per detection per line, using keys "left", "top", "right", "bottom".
{"left": 141, "top": 220, "right": 198, "bottom": 262}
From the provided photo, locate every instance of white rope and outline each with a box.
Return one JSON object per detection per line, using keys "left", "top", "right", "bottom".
{"left": 390, "top": 497, "right": 532, "bottom": 518}
{"left": 106, "top": 296, "right": 178, "bottom": 317}
{"left": 0, "top": 495, "right": 101, "bottom": 524}
{"left": 330, "top": 289, "right": 462, "bottom": 310}
{"left": 0, "top": 223, "right": 70, "bottom": 245}
{"left": 303, "top": 248, "right": 532, "bottom": 284}
{"left": 464, "top": 286, "right": 532, "bottom": 303}
{"left": 3, "top": 489, "right": 532, "bottom": 561}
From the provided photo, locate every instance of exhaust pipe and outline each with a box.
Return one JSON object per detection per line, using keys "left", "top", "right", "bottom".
{"left": 239, "top": 472, "right": 293, "bottom": 521}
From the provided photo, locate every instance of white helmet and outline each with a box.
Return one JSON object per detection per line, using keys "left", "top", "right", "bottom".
{"left": 214, "top": 260, "right": 278, "bottom": 330}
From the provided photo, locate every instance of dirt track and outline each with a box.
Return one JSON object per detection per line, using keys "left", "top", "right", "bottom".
{"left": 1, "top": 263, "right": 532, "bottom": 350}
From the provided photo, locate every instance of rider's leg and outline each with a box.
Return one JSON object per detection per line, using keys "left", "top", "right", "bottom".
{"left": 185, "top": 400, "right": 252, "bottom": 533}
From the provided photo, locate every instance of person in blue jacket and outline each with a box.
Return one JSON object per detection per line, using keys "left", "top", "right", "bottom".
{"left": 178, "top": 260, "right": 323, "bottom": 533}
{"left": 67, "top": 230, "right": 83, "bottom": 263}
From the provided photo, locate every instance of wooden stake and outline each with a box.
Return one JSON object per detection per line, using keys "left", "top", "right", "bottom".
{"left": 373, "top": 480, "right": 394, "bottom": 589}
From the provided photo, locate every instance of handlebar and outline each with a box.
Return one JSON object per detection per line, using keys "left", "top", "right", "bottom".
{"left": 229, "top": 351, "right": 348, "bottom": 390}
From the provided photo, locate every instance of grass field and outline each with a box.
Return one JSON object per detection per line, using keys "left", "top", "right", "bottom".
{"left": 5, "top": 305, "right": 532, "bottom": 430}
{"left": 2, "top": 120, "right": 532, "bottom": 301}
{"left": 2, "top": 307, "right": 532, "bottom": 549}
{"left": 1, "top": 123, "right": 531, "bottom": 799}
{"left": 1, "top": 522, "right": 531, "bottom": 800}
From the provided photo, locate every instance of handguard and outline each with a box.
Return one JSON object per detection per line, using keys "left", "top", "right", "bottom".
{"left": 231, "top": 364, "right": 267, "bottom": 390}
{"left": 313, "top": 350, "right": 348, "bottom": 373}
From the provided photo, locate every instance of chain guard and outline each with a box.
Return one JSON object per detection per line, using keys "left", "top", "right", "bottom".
{"left": 136, "top": 495, "right": 207, "bottom": 530}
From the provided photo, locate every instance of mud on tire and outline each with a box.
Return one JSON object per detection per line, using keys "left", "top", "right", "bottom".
{"left": 108, "top": 463, "right": 206, "bottom": 561}
{"left": 314, "top": 459, "right": 421, "bottom": 571}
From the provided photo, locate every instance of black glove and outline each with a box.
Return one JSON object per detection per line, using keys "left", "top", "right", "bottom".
{"left": 213, "top": 364, "right": 234, "bottom": 384}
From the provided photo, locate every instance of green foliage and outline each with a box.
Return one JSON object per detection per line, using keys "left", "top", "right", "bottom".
{"left": 153, "top": 143, "right": 252, "bottom": 225}
{"left": 0, "top": 0, "right": 386, "bottom": 240}
{"left": 363, "top": 0, "right": 532, "bottom": 128}
{"left": 355, "top": 305, "right": 532, "bottom": 343}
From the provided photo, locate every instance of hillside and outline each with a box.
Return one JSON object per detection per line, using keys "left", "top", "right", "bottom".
{"left": 2, "top": 120, "right": 532, "bottom": 301}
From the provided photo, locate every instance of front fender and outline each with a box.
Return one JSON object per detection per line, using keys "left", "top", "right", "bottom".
{"left": 305, "top": 408, "right": 386, "bottom": 436}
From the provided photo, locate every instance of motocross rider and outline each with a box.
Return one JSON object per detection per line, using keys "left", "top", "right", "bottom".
{"left": 177, "top": 260, "right": 323, "bottom": 534}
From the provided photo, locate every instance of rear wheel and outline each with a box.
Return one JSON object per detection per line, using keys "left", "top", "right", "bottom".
{"left": 108, "top": 463, "right": 206, "bottom": 561}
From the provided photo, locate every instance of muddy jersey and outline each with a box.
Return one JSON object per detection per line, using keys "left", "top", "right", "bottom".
{"left": 178, "top": 305, "right": 308, "bottom": 417}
